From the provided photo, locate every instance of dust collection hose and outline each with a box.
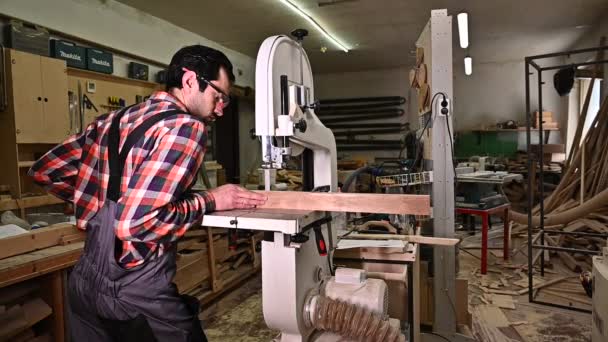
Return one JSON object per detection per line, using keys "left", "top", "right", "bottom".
{"left": 305, "top": 295, "right": 405, "bottom": 342}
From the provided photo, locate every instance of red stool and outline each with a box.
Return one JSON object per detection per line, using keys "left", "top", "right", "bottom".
{"left": 456, "top": 204, "right": 510, "bottom": 274}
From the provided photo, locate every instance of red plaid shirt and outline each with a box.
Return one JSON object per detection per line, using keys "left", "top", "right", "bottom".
{"left": 29, "top": 91, "right": 215, "bottom": 268}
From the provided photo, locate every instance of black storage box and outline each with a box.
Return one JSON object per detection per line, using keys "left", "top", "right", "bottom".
{"left": 6, "top": 20, "right": 50, "bottom": 56}
{"left": 86, "top": 48, "right": 113, "bottom": 74}
{"left": 50, "top": 39, "right": 86, "bottom": 69}
{"left": 128, "top": 62, "right": 149, "bottom": 81}
{"left": 156, "top": 70, "right": 167, "bottom": 84}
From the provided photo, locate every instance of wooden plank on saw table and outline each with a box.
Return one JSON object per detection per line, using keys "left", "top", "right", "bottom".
{"left": 254, "top": 191, "right": 430, "bottom": 215}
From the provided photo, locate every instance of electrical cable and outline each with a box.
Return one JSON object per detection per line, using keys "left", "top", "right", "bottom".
{"left": 424, "top": 331, "right": 451, "bottom": 342}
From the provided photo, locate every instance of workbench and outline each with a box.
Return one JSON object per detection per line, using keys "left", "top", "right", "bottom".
{"left": 0, "top": 242, "right": 83, "bottom": 341}
{"left": 0, "top": 223, "right": 262, "bottom": 341}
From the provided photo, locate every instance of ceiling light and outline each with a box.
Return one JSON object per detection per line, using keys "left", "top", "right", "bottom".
{"left": 464, "top": 56, "right": 472, "bottom": 76}
{"left": 278, "top": 0, "right": 350, "bottom": 52}
{"left": 457, "top": 12, "right": 469, "bottom": 49}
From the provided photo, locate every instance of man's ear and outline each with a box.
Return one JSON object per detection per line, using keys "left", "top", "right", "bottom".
{"left": 181, "top": 69, "right": 198, "bottom": 93}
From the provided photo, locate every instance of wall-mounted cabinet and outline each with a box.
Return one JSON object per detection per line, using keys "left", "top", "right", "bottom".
{"left": 0, "top": 49, "right": 71, "bottom": 199}
{"left": 7, "top": 49, "right": 70, "bottom": 143}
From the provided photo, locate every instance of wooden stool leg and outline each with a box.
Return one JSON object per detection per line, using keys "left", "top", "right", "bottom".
{"left": 481, "top": 214, "right": 489, "bottom": 274}
{"left": 504, "top": 207, "right": 510, "bottom": 261}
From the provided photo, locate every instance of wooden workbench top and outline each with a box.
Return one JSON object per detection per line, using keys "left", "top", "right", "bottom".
{"left": 0, "top": 242, "right": 83, "bottom": 288}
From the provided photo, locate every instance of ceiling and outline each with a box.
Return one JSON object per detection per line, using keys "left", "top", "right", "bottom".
{"left": 116, "top": 0, "right": 608, "bottom": 73}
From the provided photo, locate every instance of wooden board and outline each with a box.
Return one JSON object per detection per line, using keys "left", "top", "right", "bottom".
{"left": 416, "top": 63, "right": 428, "bottom": 86}
{"left": 340, "top": 234, "right": 459, "bottom": 246}
{"left": 0, "top": 223, "right": 82, "bottom": 260}
{"left": 0, "top": 195, "right": 64, "bottom": 211}
{"left": 416, "top": 47, "right": 425, "bottom": 66}
{"left": 0, "top": 243, "right": 83, "bottom": 288}
{"left": 254, "top": 191, "right": 430, "bottom": 215}
{"left": 409, "top": 69, "right": 418, "bottom": 88}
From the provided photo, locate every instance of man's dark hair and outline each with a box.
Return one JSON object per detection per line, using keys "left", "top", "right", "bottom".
{"left": 165, "top": 45, "right": 235, "bottom": 91}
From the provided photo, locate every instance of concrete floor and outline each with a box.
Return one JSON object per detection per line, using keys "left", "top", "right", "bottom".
{"left": 201, "top": 233, "right": 593, "bottom": 342}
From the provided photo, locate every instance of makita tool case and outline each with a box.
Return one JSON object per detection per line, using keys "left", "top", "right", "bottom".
{"left": 50, "top": 39, "right": 86, "bottom": 69}
{"left": 86, "top": 48, "right": 113, "bottom": 74}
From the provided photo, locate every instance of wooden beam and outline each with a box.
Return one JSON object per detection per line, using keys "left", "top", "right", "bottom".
{"left": 340, "top": 234, "right": 459, "bottom": 246}
{"left": 0, "top": 223, "right": 83, "bottom": 260}
{"left": 575, "top": 69, "right": 604, "bottom": 79}
{"left": 0, "top": 195, "right": 64, "bottom": 212}
{"left": 254, "top": 191, "right": 430, "bottom": 215}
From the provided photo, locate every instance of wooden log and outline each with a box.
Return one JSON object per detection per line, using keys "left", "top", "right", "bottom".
{"left": 340, "top": 234, "right": 459, "bottom": 246}
{"left": 254, "top": 191, "right": 431, "bottom": 215}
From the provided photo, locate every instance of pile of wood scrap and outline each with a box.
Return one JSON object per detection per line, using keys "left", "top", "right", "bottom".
{"left": 511, "top": 76, "right": 608, "bottom": 270}
{"left": 466, "top": 263, "right": 591, "bottom": 341}
{"left": 0, "top": 282, "right": 53, "bottom": 341}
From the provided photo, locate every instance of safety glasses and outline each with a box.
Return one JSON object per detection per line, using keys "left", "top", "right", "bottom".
{"left": 197, "top": 75, "right": 230, "bottom": 106}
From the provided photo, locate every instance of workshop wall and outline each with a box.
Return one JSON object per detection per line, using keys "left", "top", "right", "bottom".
{"left": 0, "top": 0, "right": 256, "bottom": 88}
{"left": 314, "top": 66, "right": 416, "bottom": 163}
{"left": 453, "top": 57, "right": 567, "bottom": 154}
{"left": 453, "top": 58, "right": 568, "bottom": 134}
{"left": 566, "top": 17, "right": 608, "bottom": 97}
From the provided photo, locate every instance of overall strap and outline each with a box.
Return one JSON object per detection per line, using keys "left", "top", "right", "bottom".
{"left": 107, "top": 109, "right": 190, "bottom": 202}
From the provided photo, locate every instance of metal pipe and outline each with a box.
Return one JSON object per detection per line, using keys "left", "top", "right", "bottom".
{"left": 336, "top": 139, "right": 401, "bottom": 145}
{"left": 318, "top": 100, "right": 406, "bottom": 112}
{"left": 531, "top": 244, "right": 602, "bottom": 255}
{"left": 321, "top": 112, "right": 404, "bottom": 124}
{"left": 328, "top": 123, "right": 403, "bottom": 129}
{"left": 337, "top": 145, "right": 402, "bottom": 151}
{"left": 528, "top": 60, "right": 542, "bottom": 70}
{"left": 528, "top": 45, "right": 608, "bottom": 60}
{"left": 541, "top": 59, "right": 608, "bottom": 71}
{"left": 318, "top": 108, "right": 404, "bottom": 117}
{"left": 538, "top": 70, "right": 545, "bottom": 277}
{"left": 315, "top": 108, "right": 405, "bottom": 120}
{"left": 0, "top": 43, "right": 6, "bottom": 112}
{"left": 525, "top": 60, "right": 534, "bottom": 303}
{"left": 333, "top": 127, "right": 408, "bottom": 136}
{"left": 318, "top": 96, "right": 405, "bottom": 105}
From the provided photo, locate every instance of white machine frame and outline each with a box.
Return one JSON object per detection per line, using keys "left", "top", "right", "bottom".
{"left": 417, "top": 9, "right": 474, "bottom": 342}
{"left": 204, "top": 33, "right": 338, "bottom": 342}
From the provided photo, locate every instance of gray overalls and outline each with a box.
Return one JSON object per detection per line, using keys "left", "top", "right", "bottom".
{"left": 68, "top": 107, "right": 207, "bottom": 341}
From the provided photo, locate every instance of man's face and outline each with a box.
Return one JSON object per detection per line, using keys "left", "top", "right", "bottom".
{"left": 186, "top": 67, "right": 231, "bottom": 122}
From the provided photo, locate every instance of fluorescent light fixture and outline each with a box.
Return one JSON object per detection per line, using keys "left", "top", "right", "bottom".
{"left": 464, "top": 56, "right": 472, "bottom": 75}
{"left": 278, "top": 0, "right": 349, "bottom": 52}
{"left": 457, "top": 12, "right": 469, "bottom": 49}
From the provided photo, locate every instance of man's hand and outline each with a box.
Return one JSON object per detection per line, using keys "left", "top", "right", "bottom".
{"left": 208, "top": 184, "right": 267, "bottom": 211}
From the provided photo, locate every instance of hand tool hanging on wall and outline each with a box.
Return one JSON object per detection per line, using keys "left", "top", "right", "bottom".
{"left": 82, "top": 94, "right": 98, "bottom": 112}
{"left": 77, "top": 81, "right": 84, "bottom": 133}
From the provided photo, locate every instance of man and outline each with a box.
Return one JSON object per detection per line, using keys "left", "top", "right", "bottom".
{"left": 29, "top": 45, "right": 266, "bottom": 341}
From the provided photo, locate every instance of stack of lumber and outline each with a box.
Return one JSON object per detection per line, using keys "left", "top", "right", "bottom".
{"left": 511, "top": 76, "right": 608, "bottom": 270}
{"left": 533, "top": 111, "right": 559, "bottom": 129}
{"left": 506, "top": 152, "right": 562, "bottom": 173}
{"left": 0, "top": 282, "right": 53, "bottom": 341}
{"left": 175, "top": 226, "right": 262, "bottom": 304}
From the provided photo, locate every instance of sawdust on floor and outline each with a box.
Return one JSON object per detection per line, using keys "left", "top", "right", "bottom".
{"left": 200, "top": 230, "right": 593, "bottom": 341}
